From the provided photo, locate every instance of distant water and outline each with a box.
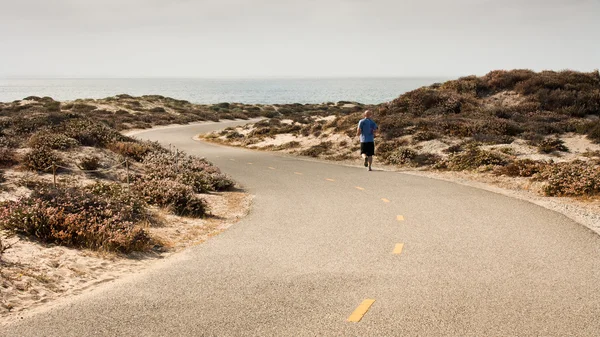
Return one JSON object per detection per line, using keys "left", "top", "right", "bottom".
{"left": 0, "top": 78, "right": 449, "bottom": 105}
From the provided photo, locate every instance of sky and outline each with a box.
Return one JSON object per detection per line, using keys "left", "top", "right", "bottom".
{"left": 0, "top": 0, "right": 599, "bottom": 78}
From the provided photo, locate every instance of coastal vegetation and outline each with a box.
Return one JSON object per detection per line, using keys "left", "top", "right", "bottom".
{"left": 206, "top": 69, "right": 600, "bottom": 198}
{"left": 0, "top": 97, "right": 235, "bottom": 254}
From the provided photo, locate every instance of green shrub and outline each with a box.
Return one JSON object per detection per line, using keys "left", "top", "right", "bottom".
{"left": 28, "top": 131, "right": 79, "bottom": 150}
{"left": 536, "top": 160, "right": 600, "bottom": 196}
{"left": 0, "top": 186, "right": 151, "bottom": 252}
{"left": 23, "top": 147, "right": 63, "bottom": 172}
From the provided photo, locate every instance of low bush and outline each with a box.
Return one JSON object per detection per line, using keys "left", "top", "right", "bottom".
{"left": 132, "top": 179, "right": 207, "bottom": 217}
{"left": 536, "top": 160, "right": 600, "bottom": 196}
{"left": 22, "top": 146, "right": 64, "bottom": 172}
{"left": 439, "top": 147, "right": 509, "bottom": 171}
{"left": 0, "top": 147, "right": 18, "bottom": 168}
{"left": 0, "top": 186, "right": 151, "bottom": 252}
{"left": 61, "top": 119, "right": 127, "bottom": 147}
{"left": 386, "top": 147, "right": 417, "bottom": 165}
{"left": 299, "top": 142, "right": 332, "bottom": 157}
{"left": 108, "top": 141, "right": 154, "bottom": 162}
{"left": 28, "top": 131, "right": 79, "bottom": 150}
{"left": 143, "top": 151, "right": 234, "bottom": 192}
{"left": 532, "top": 138, "right": 569, "bottom": 153}
{"left": 494, "top": 159, "right": 548, "bottom": 177}
{"left": 586, "top": 121, "right": 600, "bottom": 143}
{"left": 77, "top": 156, "right": 101, "bottom": 171}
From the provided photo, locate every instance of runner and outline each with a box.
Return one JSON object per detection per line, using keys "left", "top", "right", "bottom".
{"left": 356, "top": 109, "right": 378, "bottom": 171}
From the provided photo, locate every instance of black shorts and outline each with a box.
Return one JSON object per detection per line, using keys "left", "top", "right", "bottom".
{"left": 360, "top": 142, "right": 375, "bottom": 156}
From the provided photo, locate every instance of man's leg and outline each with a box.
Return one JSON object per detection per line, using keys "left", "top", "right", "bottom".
{"left": 367, "top": 156, "right": 373, "bottom": 170}
{"left": 362, "top": 153, "right": 368, "bottom": 167}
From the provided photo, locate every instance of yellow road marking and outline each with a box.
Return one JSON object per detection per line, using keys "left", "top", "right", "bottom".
{"left": 355, "top": 186, "right": 365, "bottom": 190}
{"left": 326, "top": 178, "right": 335, "bottom": 182}
{"left": 397, "top": 215, "right": 404, "bottom": 221}
{"left": 347, "top": 299, "right": 376, "bottom": 322}
{"left": 381, "top": 198, "right": 390, "bottom": 203}
{"left": 393, "top": 243, "right": 404, "bottom": 254}
{"left": 229, "top": 159, "right": 236, "bottom": 161}
{"left": 247, "top": 162, "right": 253, "bottom": 165}
{"left": 268, "top": 167, "right": 276, "bottom": 170}
{"left": 294, "top": 172, "right": 303, "bottom": 175}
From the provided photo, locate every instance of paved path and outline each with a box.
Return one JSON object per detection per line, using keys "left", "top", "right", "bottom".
{"left": 3, "top": 120, "right": 600, "bottom": 336}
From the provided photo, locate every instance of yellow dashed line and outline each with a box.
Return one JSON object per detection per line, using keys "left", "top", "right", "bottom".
{"left": 229, "top": 159, "right": 236, "bottom": 161}
{"left": 268, "top": 167, "right": 276, "bottom": 170}
{"left": 247, "top": 162, "right": 253, "bottom": 165}
{"left": 381, "top": 198, "right": 390, "bottom": 203}
{"left": 326, "top": 178, "right": 335, "bottom": 182}
{"left": 294, "top": 172, "right": 303, "bottom": 175}
{"left": 397, "top": 215, "right": 404, "bottom": 222}
{"left": 347, "top": 299, "right": 376, "bottom": 322}
{"left": 355, "top": 186, "right": 365, "bottom": 190}
{"left": 393, "top": 243, "right": 404, "bottom": 255}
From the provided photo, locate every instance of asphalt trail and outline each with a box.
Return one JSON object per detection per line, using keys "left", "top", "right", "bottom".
{"left": 3, "top": 120, "right": 600, "bottom": 336}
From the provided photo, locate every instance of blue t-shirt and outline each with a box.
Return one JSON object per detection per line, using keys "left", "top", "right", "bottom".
{"left": 358, "top": 118, "right": 377, "bottom": 143}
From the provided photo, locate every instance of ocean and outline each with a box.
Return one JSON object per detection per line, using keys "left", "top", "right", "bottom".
{"left": 0, "top": 78, "right": 448, "bottom": 105}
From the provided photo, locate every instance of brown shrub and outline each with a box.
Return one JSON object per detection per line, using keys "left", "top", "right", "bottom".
{"left": 77, "top": 156, "right": 101, "bottom": 171}
{"left": 494, "top": 159, "right": 547, "bottom": 177}
{"left": 0, "top": 147, "right": 18, "bottom": 168}
{"left": 108, "top": 141, "right": 154, "bottom": 162}
{"left": 0, "top": 186, "right": 151, "bottom": 252}
{"left": 536, "top": 160, "right": 600, "bottom": 196}
{"left": 22, "top": 147, "right": 64, "bottom": 172}
{"left": 28, "top": 131, "right": 78, "bottom": 150}
{"left": 438, "top": 147, "right": 509, "bottom": 171}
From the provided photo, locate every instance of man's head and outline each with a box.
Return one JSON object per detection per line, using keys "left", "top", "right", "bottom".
{"left": 364, "top": 110, "right": 372, "bottom": 118}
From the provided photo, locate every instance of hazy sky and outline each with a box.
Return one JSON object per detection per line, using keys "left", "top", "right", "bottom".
{"left": 1, "top": 0, "right": 598, "bottom": 78}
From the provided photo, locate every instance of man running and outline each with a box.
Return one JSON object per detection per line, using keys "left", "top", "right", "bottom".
{"left": 356, "top": 109, "right": 378, "bottom": 171}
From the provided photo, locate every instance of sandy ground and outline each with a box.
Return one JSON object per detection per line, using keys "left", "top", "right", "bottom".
{"left": 0, "top": 185, "right": 252, "bottom": 325}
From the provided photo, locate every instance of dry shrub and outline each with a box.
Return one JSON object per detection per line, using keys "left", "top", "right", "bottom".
{"left": 494, "top": 159, "right": 548, "bottom": 177}
{"left": 299, "top": 142, "right": 332, "bottom": 157}
{"left": 132, "top": 179, "right": 207, "bottom": 217}
{"left": 108, "top": 141, "right": 153, "bottom": 162}
{"left": 77, "top": 156, "right": 101, "bottom": 171}
{"left": 0, "top": 186, "right": 151, "bottom": 252}
{"left": 385, "top": 147, "right": 438, "bottom": 166}
{"left": 143, "top": 150, "right": 234, "bottom": 193}
{"left": 0, "top": 147, "right": 18, "bottom": 168}
{"left": 531, "top": 138, "right": 569, "bottom": 153}
{"left": 22, "top": 146, "right": 63, "bottom": 172}
{"left": 28, "top": 131, "right": 78, "bottom": 150}
{"left": 536, "top": 160, "right": 600, "bottom": 196}
{"left": 438, "top": 147, "right": 509, "bottom": 171}
{"left": 585, "top": 121, "right": 600, "bottom": 143}
{"left": 61, "top": 119, "right": 127, "bottom": 147}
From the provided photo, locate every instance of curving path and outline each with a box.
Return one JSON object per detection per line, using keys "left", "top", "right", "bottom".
{"left": 3, "top": 120, "right": 600, "bottom": 336}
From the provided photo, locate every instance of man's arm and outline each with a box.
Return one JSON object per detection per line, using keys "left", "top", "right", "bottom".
{"left": 356, "top": 120, "right": 362, "bottom": 138}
